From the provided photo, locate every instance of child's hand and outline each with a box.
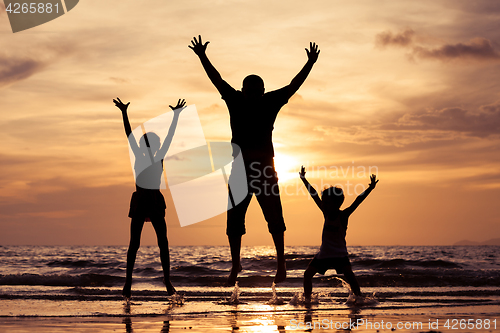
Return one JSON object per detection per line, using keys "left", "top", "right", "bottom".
{"left": 299, "top": 165, "right": 306, "bottom": 179}
{"left": 369, "top": 174, "right": 379, "bottom": 189}
{"left": 113, "top": 97, "right": 129, "bottom": 113}
{"left": 169, "top": 99, "right": 186, "bottom": 111}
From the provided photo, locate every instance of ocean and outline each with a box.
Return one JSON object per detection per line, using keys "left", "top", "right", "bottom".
{"left": 1, "top": 245, "right": 499, "bottom": 319}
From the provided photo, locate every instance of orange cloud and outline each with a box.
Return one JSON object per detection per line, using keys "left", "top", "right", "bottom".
{"left": 412, "top": 38, "right": 500, "bottom": 61}
{"left": 312, "top": 100, "right": 500, "bottom": 147}
{"left": 0, "top": 41, "right": 75, "bottom": 88}
{"left": 0, "top": 55, "right": 47, "bottom": 88}
{"left": 376, "top": 29, "right": 500, "bottom": 62}
{"left": 18, "top": 210, "right": 86, "bottom": 219}
{"left": 388, "top": 101, "right": 500, "bottom": 137}
{"left": 376, "top": 29, "right": 415, "bottom": 48}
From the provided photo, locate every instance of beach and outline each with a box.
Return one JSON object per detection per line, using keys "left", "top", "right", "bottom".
{"left": 2, "top": 0, "right": 500, "bottom": 331}
{"left": 1, "top": 299, "right": 499, "bottom": 332}
{"left": 1, "top": 245, "right": 499, "bottom": 332}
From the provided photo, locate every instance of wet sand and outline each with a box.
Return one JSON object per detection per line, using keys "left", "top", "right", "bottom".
{"left": 1, "top": 301, "right": 498, "bottom": 332}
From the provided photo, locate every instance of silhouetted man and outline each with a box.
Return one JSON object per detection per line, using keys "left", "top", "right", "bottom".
{"left": 189, "top": 35, "right": 319, "bottom": 285}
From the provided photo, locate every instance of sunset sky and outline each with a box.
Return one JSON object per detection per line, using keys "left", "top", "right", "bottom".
{"left": 0, "top": 0, "right": 499, "bottom": 246}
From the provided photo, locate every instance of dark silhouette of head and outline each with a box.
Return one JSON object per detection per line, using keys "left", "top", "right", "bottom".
{"left": 139, "top": 132, "right": 161, "bottom": 154}
{"left": 321, "top": 186, "right": 344, "bottom": 211}
{"left": 242, "top": 74, "right": 265, "bottom": 100}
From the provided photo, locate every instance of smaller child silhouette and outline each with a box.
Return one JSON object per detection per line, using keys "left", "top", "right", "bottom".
{"left": 299, "top": 166, "right": 378, "bottom": 301}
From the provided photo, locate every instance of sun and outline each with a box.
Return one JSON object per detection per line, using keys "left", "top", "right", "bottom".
{"left": 273, "top": 153, "right": 298, "bottom": 183}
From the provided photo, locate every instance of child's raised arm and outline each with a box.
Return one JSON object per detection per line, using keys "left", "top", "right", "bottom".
{"left": 157, "top": 99, "right": 186, "bottom": 159}
{"left": 299, "top": 166, "right": 322, "bottom": 210}
{"left": 114, "top": 97, "right": 140, "bottom": 156}
{"left": 344, "top": 174, "right": 379, "bottom": 216}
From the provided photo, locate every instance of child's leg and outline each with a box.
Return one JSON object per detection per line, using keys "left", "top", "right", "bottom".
{"left": 303, "top": 266, "right": 318, "bottom": 299}
{"left": 342, "top": 265, "right": 361, "bottom": 296}
{"left": 124, "top": 218, "right": 145, "bottom": 297}
{"left": 151, "top": 217, "right": 175, "bottom": 295}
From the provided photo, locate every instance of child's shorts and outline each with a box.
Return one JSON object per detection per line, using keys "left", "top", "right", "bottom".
{"left": 128, "top": 189, "right": 166, "bottom": 219}
{"left": 308, "top": 256, "right": 351, "bottom": 275}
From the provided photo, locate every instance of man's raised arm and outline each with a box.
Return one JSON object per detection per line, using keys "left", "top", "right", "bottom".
{"left": 189, "top": 35, "right": 226, "bottom": 94}
{"left": 285, "top": 42, "right": 320, "bottom": 99}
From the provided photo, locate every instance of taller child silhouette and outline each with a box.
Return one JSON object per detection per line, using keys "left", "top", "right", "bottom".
{"left": 189, "top": 35, "right": 319, "bottom": 285}
{"left": 114, "top": 97, "right": 185, "bottom": 298}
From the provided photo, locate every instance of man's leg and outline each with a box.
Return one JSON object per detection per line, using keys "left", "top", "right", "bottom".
{"left": 123, "top": 217, "right": 145, "bottom": 298}
{"left": 256, "top": 175, "right": 287, "bottom": 284}
{"left": 227, "top": 235, "right": 242, "bottom": 286}
{"left": 272, "top": 232, "right": 286, "bottom": 284}
{"left": 226, "top": 193, "right": 252, "bottom": 286}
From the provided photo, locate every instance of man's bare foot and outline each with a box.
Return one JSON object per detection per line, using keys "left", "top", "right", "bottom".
{"left": 273, "top": 263, "right": 286, "bottom": 284}
{"left": 163, "top": 277, "right": 176, "bottom": 296}
{"left": 166, "top": 282, "right": 176, "bottom": 296}
{"left": 227, "top": 264, "right": 242, "bottom": 286}
{"left": 122, "top": 281, "right": 132, "bottom": 299}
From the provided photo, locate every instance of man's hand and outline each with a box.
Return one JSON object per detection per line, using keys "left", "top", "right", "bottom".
{"left": 306, "top": 42, "right": 320, "bottom": 64}
{"left": 299, "top": 165, "right": 306, "bottom": 179}
{"left": 169, "top": 99, "right": 186, "bottom": 111}
{"left": 189, "top": 35, "right": 210, "bottom": 56}
{"left": 113, "top": 97, "right": 129, "bottom": 113}
{"left": 368, "top": 174, "right": 379, "bottom": 189}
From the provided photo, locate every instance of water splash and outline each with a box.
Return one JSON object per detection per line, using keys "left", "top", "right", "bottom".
{"left": 267, "top": 282, "right": 285, "bottom": 305}
{"left": 168, "top": 293, "right": 184, "bottom": 306}
{"left": 333, "top": 277, "right": 379, "bottom": 306}
{"left": 289, "top": 293, "right": 301, "bottom": 305}
{"left": 218, "top": 282, "right": 242, "bottom": 304}
{"left": 229, "top": 281, "right": 241, "bottom": 304}
{"left": 289, "top": 292, "right": 320, "bottom": 305}
{"left": 334, "top": 276, "right": 353, "bottom": 294}
{"left": 123, "top": 298, "right": 131, "bottom": 314}
{"left": 307, "top": 292, "right": 321, "bottom": 304}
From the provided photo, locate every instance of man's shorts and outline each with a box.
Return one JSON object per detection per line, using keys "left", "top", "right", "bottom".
{"left": 308, "top": 256, "right": 351, "bottom": 275}
{"left": 226, "top": 158, "right": 286, "bottom": 237}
